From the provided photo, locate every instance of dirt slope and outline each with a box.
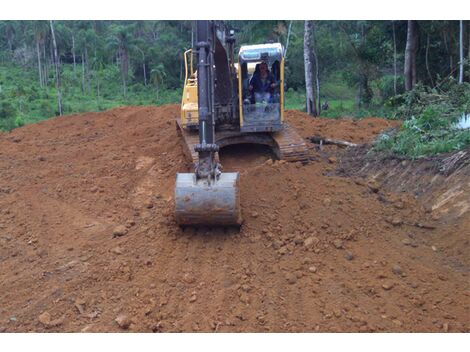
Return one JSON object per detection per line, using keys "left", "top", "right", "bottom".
{"left": 0, "top": 105, "right": 468, "bottom": 332}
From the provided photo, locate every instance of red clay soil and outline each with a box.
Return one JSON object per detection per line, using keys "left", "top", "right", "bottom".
{"left": 0, "top": 105, "right": 468, "bottom": 332}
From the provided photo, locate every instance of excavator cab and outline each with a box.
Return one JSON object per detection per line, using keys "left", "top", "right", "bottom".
{"left": 238, "top": 43, "right": 284, "bottom": 133}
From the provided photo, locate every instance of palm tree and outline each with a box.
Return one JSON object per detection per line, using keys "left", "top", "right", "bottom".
{"left": 106, "top": 24, "right": 137, "bottom": 98}
{"left": 151, "top": 63, "right": 167, "bottom": 102}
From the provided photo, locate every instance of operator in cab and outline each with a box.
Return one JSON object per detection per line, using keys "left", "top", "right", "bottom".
{"left": 248, "top": 61, "right": 277, "bottom": 104}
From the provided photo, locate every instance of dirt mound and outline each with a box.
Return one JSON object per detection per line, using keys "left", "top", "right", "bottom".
{"left": 285, "top": 110, "right": 400, "bottom": 143}
{"left": 337, "top": 145, "right": 470, "bottom": 271}
{"left": 0, "top": 105, "right": 468, "bottom": 332}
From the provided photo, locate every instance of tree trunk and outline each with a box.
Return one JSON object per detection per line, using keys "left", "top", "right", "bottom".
{"left": 49, "top": 20, "right": 62, "bottom": 116}
{"left": 36, "top": 39, "right": 43, "bottom": 88}
{"left": 85, "top": 46, "right": 91, "bottom": 92}
{"left": 43, "top": 42, "right": 48, "bottom": 87}
{"left": 404, "top": 20, "right": 418, "bottom": 91}
{"left": 392, "top": 21, "right": 397, "bottom": 95}
{"left": 304, "top": 21, "right": 317, "bottom": 116}
{"left": 425, "top": 33, "right": 434, "bottom": 87}
{"left": 81, "top": 52, "right": 85, "bottom": 94}
{"left": 459, "top": 20, "right": 464, "bottom": 84}
{"left": 121, "top": 47, "right": 129, "bottom": 98}
{"left": 143, "top": 62, "right": 147, "bottom": 86}
{"left": 311, "top": 22, "right": 321, "bottom": 115}
{"left": 72, "top": 34, "right": 76, "bottom": 76}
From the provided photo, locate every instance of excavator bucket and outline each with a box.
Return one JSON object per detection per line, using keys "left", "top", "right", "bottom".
{"left": 175, "top": 172, "right": 242, "bottom": 226}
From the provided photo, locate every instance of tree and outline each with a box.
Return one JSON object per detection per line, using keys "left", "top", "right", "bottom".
{"left": 459, "top": 20, "right": 464, "bottom": 84}
{"left": 392, "top": 21, "right": 398, "bottom": 95}
{"left": 404, "top": 20, "right": 418, "bottom": 91}
{"left": 49, "top": 20, "right": 62, "bottom": 116}
{"left": 304, "top": 21, "right": 318, "bottom": 116}
{"left": 107, "top": 24, "right": 136, "bottom": 98}
{"left": 151, "top": 63, "right": 166, "bottom": 101}
{"left": 311, "top": 22, "right": 321, "bottom": 115}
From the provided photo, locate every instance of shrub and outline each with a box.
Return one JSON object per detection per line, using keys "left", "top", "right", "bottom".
{"left": 0, "top": 100, "right": 17, "bottom": 119}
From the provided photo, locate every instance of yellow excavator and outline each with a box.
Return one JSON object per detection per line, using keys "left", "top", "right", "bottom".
{"left": 174, "top": 21, "right": 309, "bottom": 226}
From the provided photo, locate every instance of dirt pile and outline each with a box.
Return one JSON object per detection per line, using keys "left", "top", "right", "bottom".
{"left": 0, "top": 105, "right": 468, "bottom": 332}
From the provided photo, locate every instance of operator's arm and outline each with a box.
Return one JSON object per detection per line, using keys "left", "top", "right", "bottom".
{"left": 249, "top": 75, "right": 257, "bottom": 91}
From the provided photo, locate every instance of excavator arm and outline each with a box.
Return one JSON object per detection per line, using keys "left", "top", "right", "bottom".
{"left": 174, "top": 21, "right": 242, "bottom": 226}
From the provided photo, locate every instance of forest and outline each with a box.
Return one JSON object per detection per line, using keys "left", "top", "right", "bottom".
{"left": 0, "top": 20, "right": 469, "bottom": 156}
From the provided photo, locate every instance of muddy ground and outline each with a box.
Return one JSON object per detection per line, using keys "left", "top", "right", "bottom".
{"left": 0, "top": 105, "right": 468, "bottom": 332}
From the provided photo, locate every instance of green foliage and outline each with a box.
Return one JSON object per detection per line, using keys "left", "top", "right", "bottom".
{"left": 15, "top": 116, "right": 25, "bottom": 127}
{"left": 0, "top": 100, "right": 16, "bottom": 119}
{"left": 377, "top": 75, "right": 405, "bottom": 102}
{"left": 375, "top": 82, "right": 470, "bottom": 157}
{"left": 0, "top": 19, "right": 469, "bottom": 159}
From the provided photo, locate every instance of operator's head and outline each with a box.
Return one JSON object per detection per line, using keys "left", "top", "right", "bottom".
{"left": 260, "top": 61, "right": 268, "bottom": 72}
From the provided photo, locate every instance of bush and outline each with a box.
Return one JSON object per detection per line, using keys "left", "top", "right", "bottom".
{"left": 15, "top": 116, "right": 25, "bottom": 127}
{"left": 0, "top": 100, "right": 17, "bottom": 119}
{"left": 375, "top": 83, "right": 470, "bottom": 158}
{"left": 377, "top": 75, "right": 405, "bottom": 102}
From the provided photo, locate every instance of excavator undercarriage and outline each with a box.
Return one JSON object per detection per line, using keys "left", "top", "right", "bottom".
{"left": 176, "top": 119, "right": 310, "bottom": 167}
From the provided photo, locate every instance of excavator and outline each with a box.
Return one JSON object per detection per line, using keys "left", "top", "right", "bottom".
{"left": 174, "top": 20, "right": 309, "bottom": 226}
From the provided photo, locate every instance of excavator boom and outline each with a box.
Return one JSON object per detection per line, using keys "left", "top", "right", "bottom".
{"left": 175, "top": 21, "right": 242, "bottom": 226}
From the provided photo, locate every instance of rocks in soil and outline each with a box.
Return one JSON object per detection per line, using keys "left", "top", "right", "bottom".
{"left": 392, "top": 264, "right": 403, "bottom": 275}
{"left": 285, "top": 272, "right": 297, "bottom": 284}
{"left": 333, "top": 239, "right": 343, "bottom": 249}
{"left": 115, "top": 314, "right": 131, "bottom": 329}
{"left": 112, "top": 225, "right": 128, "bottom": 238}
{"left": 308, "top": 266, "right": 317, "bottom": 273}
{"left": 111, "top": 246, "right": 123, "bottom": 255}
{"left": 239, "top": 293, "right": 250, "bottom": 304}
{"left": 183, "top": 273, "right": 196, "bottom": 284}
{"left": 389, "top": 217, "right": 403, "bottom": 226}
{"left": 345, "top": 251, "right": 354, "bottom": 261}
{"left": 304, "top": 236, "right": 319, "bottom": 248}
{"left": 37, "top": 313, "right": 47, "bottom": 324}
{"left": 382, "top": 282, "right": 395, "bottom": 290}
{"left": 402, "top": 238, "right": 412, "bottom": 246}
{"left": 241, "top": 284, "right": 251, "bottom": 292}
{"left": 189, "top": 294, "right": 197, "bottom": 303}
{"left": 74, "top": 298, "right": 86, "bottom": 314}
{"left": 415, "top": 222, "right": 436, "bottom": 230}
{"left": 38, "top": 312, "right": 64, "bottom": 328}
{"left": 251, "top": 211, "right": 259, "bottom": 218}
{"left": 294, "top": 235, "right": 304, "bottom": 245}
{"left": 394, "top": 201, "right": 405, "bottom": 209}
{"left": 367, "top": 180, "right": 380, "bottom": 193}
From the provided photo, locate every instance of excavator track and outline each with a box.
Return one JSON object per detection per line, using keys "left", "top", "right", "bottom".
{"left": 177, "top": 119, "right": 310, "bottom": 166}
{"left": 271, "top": 122, "right": 310, "bottom": 162}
